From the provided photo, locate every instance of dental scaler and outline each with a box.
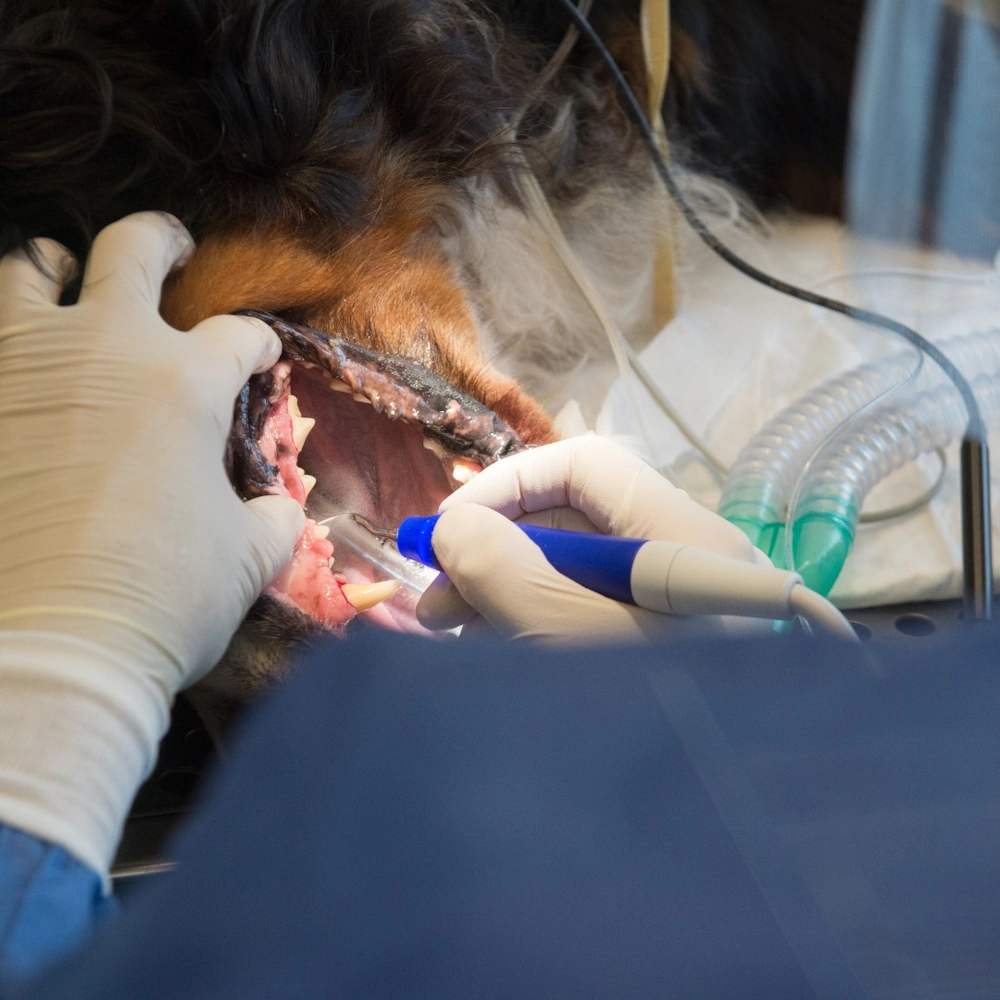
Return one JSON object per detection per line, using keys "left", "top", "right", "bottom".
{"left": 350, "top": 513, "right": 858, "bottom": 641}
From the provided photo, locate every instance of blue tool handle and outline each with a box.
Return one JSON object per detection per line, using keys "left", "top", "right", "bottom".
{"left": 395, "top": 514, "right": 645, "bottom": 605}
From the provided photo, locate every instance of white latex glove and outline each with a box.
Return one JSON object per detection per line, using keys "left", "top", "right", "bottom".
{"left": 416, "top": 435, "right": 769, "bottom": 644}
{"left": 0, "top": 213, "right": 303, "bottom": 877}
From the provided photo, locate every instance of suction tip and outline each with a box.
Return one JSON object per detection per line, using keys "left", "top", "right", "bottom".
{"left": 350, "top": 513, "right": 397, "bottom": 541}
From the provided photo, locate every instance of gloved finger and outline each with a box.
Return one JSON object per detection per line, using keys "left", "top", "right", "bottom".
{"left": 79, "top": 212, "right": 195, "bottom": 313}
{"left": 417, "top": 508, "right": 603, "bottom": 631}
{"left": 240, "top": 494, "right": 306, "bottom": 598}
{"left": 415, "top": 573, "right": 478, "bottom": 631}
{"left": 514, "top": 506, "right": 599, "bottom": 533}
{"left": 443, "top": 436, "right": 757, "bottom": 563}
{"left": 188, "top": 313, "right": 283, "bottom": 406}
{"left": 457, "top": 615, "right": 502, "bottom": 641}
{"left": 430, "top": 504, "right": 665, "bottom": 645}
{"left": 0, "top": 240, "right": 77, "bottom": 327}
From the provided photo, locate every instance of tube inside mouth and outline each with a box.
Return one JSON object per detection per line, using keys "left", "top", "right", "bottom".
{"left": 226, "top": 313, "right": 525, "bottom": 634}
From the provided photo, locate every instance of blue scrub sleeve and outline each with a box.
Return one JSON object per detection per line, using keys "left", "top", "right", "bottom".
{"left": 0, "top": 824, "right": 115, "bottom": 995}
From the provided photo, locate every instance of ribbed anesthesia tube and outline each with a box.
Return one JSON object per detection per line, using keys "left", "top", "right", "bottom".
{"left": 719, "top": 329, "right": 1000, "bottom": 591}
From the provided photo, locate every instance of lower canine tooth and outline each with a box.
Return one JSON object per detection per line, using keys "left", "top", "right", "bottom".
{"left": 292, "top": 416, "right": 315, "bottom": 451}
{"left": 341, "top": 579, "right": 402, "bottom": 612}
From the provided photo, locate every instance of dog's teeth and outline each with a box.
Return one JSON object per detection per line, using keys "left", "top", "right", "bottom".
{"left": 287, "top": 394, "right": 302, "bottom": 419}
{"left": 422, "top": 437, "right": 449, "bottom": 459}
{"left": 327, "top": 377, "right": 371, "bottom": 405}
{"left": 314, "top": 524, "right": 330, "bottom": 540}
{"left": 292, "top": 415, "right": 315, "bottom": 451}
{"left": 341, "top": 579, "right": 402, "bottom": 612}
{"left": 297, "top": 467, "right": 317, "bottom": 497}
{"left": 451, "top": 460, "right": 479, "bottom": 485}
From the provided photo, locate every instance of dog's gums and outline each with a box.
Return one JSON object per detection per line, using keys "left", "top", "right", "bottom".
{"left": 226, "top": 312, "right": 528, "bottom": 633}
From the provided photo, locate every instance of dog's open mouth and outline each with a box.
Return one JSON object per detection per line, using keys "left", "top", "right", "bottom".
{"left": 225, "top": 312, "right": 527, "bottom": 634}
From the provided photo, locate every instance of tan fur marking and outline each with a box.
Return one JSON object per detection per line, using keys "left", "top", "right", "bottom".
{"left": 163, "top": 200, "right": 556, "bottom": 445}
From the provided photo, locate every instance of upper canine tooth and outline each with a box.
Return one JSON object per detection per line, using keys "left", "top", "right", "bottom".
{"left": 314, "top": 523, "right": 330, "bottom": 540}
{"left": 341, "top": 579, "right": 402, "bottom": 612}
{"left": 292, "top": 416, "right": 315, "bottom": 451}
{"left": 451, "top": 460, "right": 479, "bottom": 485}
{"left": 287, "top": 394, "right": 302, "bottom": 419}
{"left": 297, "top": 467, "right": 317, "bottom": 497}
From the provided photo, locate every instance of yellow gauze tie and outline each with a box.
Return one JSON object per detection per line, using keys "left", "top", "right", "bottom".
{"left": 640, "top": 0, "right": 676, "bottom": 328}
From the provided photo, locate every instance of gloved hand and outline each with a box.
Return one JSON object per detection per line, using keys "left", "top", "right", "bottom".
{"left": 416, "top": 435, "right": 768, "bottom": 644}
{"left": 0, "top": 213, "right": 303, "bottom": 877}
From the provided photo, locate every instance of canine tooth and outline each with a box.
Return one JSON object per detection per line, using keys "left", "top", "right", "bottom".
{"left": 451, "top": 460, "right": 478, "bottom": 485}
{"left": 297, "top": 467, "right": 317, "bottom": 497}
{"left": 292, "top": 415, "right": 315, "bottom": 451}
{"left": 287, "top": 394, "right": 302, "bottom": 418}
{"left": 314, "top": 524, "right": 330, "bottom": 540}
{"left": 341, "top": 579, "right": 402, "bottom": 612}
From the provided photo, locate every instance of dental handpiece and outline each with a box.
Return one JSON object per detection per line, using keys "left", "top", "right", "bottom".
{"left": 351, "top": 514, "right": 858, "bottom": 641}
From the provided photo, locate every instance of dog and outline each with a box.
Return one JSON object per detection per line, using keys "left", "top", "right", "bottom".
{"left": 0, "top": 0, "right": 864, "bottom": 719}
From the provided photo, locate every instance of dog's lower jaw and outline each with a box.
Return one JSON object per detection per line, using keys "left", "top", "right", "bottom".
{"left": 188, "top": 596, "right": 328, "bottom": 740}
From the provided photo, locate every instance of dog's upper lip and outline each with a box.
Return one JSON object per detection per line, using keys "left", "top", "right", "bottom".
{"left": 238, "top": 310, "right": 525, "bottom": 465}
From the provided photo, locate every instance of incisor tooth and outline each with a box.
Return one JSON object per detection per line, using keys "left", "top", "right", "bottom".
{"left": 341, "top": 579, "right": 402, "bottom": 612}
{"left": 292, "top": 416, "right": 315, "bottom": 451}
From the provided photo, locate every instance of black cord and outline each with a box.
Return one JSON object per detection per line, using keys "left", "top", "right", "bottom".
{"left": 553, "top": 0, "right": 986, "bottom": 441}
{"left": 555, "top": 0, "right": 992, "bottom": 619}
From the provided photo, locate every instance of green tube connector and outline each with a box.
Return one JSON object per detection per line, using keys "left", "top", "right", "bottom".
{"left": 790, "top": 512, "right": 857, "bottom": 597}
{"left": 723, "top": 495, "right": 859, "bottom": 596}
{"left": 718, "top": 493, "right": 788, "bottom": 567}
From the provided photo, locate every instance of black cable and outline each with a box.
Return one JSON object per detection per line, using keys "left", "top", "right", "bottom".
{"left": 554, "top": 0, "right": 985, "bottom": 441}
{"left": 555, "top": 0, "right": 992, "bottom": 620}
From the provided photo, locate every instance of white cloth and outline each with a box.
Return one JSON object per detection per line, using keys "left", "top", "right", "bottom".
{"left": 0, "top": 214, "right": 303, "bottom": 876}
{"left": 595, "top": 216, "right": 1000, "bottom": 608}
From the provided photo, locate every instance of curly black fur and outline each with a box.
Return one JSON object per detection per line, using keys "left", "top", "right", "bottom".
{"left": 667, "top": 0, "right": 865, "bottom": 215}
{"left": 0, "top": 0, "right": 552, "bottom": 260}
{"left": 0, "top": 0, "right": 865, "bottom": 267}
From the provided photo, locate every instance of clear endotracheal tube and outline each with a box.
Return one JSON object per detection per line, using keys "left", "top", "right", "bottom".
{"left": 321, "top": 514, "right": 439, "bottom": 595}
